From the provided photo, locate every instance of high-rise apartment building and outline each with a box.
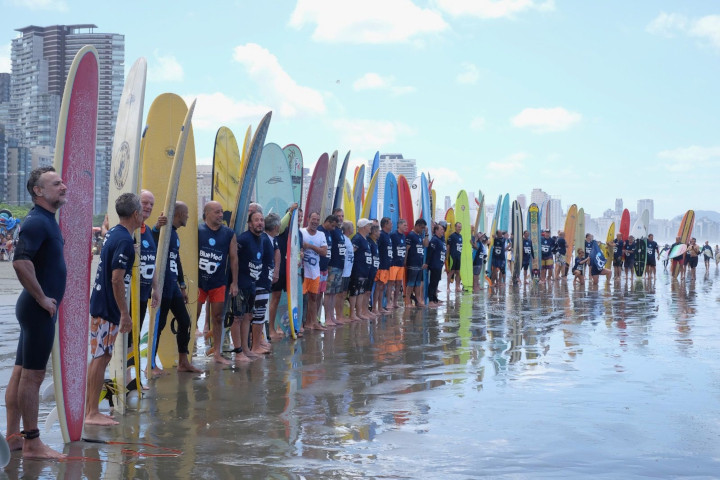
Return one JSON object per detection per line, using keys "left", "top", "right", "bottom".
{"left": 368, "top": 154, "right": 417, "bottom": 217}
{"left": 637, "top": 199, "right": 654, "bottom": 221}
{"left": 530, "top": 188, "right": 549, "bottom": 208}
{"left": 8, "top": 24, "right": 124, "bottom": 211}
{"left": 615, "top": 198, "right": 623, "bottom": 216}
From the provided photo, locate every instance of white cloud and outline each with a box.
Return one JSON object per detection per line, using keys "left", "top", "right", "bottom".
{"left": 0, "top": 44, "right": 10, "bottom": 73}
{"left": 470, "top": 117, "right": 486, "bottom": 130}
{"left": 289, "top": 0, "right": 448, "bottom": 44}
{"left": 658, "top": 146, "right": 720, "bottom": 172}
{"left": 8, "top": 0, "right": 67, "bottom": 11}
{"left": 437, "top": 0, "right": 554, "bottom": 19}
{"left": 647, "top": 13, "right": 720, "bottom": 50}
{"left": 457, "top": 62, "right": 480, "bottom": 85}
{"left": 331, "top": 118, "right": 415, "bottom": 149}
{"left": 148, "top": 52, "right": 184, "bottom": 83}
{"left": 181, "top": 92, "right": 270, "bottom": 130}
{"left": 486, "top": 152, "right": 528, "bottom": 177}
{"left": 426, "top": 167, "right": 463, "bottom": 188}
{"left": 353, "top": 73, "right": 416, "bottom": 95}
{"left": 511, "top": 107, "right": 581, "bottom": 132}
{"left": 233, "top": 43, "right": 326, "bottom": 118}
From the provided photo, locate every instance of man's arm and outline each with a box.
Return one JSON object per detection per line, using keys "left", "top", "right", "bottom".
{"left": 111, "top": 268, "right": 131, "bottom": 333}
{"left": 229, "top": 235, "right": 239, "bottom": 297}
{"left": 13, "top": 260, "right": 56, "bottom": 316}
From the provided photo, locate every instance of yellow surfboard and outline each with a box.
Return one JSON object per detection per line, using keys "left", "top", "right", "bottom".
{"left": 359, "top": 170, "right": 379, "bottom": 220}
{"left": 142, "top": 94, "right": 198, "bottom": 372}
{"left": 343, "top": 179, "right": 356, "bottom": 235}
{"left": 212, "top": 127, "right": 242, "bottom": 224}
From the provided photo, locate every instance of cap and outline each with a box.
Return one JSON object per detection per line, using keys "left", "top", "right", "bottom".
{"left": 357, "top": 218, "right": 372, "bottom": 228}
{"left": 438, "top": 220, "right": 448, "bottom": 228}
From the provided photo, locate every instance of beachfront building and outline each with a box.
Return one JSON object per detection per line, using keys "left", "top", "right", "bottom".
{"left": 371, "top": 153, "right": 417, "bottom": 219}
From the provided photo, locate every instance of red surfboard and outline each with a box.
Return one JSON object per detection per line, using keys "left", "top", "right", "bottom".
{"left": 620, "top": 209, "right": 630, "bottom": 241}
{"left": 304, "top": 153, "right": 328, "bottom": 226}
{"left": 397, "top": 174, "right": 414, "bottom": 232}
{"left": 52, "top": 45, "right": 99, "bottom": 443}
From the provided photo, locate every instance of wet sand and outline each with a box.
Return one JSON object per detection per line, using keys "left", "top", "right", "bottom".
{"left": 1, "top": 260, "right": 720, "bottom": 478}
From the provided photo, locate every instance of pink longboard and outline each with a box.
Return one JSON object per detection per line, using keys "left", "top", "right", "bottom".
{"left": 52, "top": 46, "right": 99, "bottom": 443}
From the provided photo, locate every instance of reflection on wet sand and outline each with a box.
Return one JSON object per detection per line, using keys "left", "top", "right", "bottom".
{"left": 1, "top": 272, "right": 720, "bottom": 478}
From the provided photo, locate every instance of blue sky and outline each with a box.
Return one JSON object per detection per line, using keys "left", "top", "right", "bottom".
{"left": 1, "top": 0, "right": 718, "bottom": 220}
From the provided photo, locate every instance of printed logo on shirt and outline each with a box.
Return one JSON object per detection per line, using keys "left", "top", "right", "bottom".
{"left": 209, "top": 238, "right": 216, "bottom": 246}
{"left": 142, "top": 239, "right": 149, "bottom": 248}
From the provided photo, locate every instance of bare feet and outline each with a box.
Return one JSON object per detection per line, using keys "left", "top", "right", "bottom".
{"left": 177, "top": 362, "right": 202, "bottom": 373}
{"left": 214, "top": 355, "right": 232, "bottom": 365}
{"left": 234, "top": 352, "right": 252, "bottom": 363}
{"left": 22, "top": 438, "right": 66, "bottom": 460}
{"left": 85, "top": 412, "right": 119, "bottom": 426}
{"left": 151, "top": 367, "right": 166, "bottom": 376}
{"left": 6, "top": 433, "right": 22, "bottom": 451}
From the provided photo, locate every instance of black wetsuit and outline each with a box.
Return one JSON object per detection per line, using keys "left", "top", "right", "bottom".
{"left": 13, "top": 206, "right": 67, "bottom": 370}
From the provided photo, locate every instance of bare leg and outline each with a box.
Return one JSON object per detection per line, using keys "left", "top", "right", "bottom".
{"left": 16, "top": 368, "right": 65, "bottom": 459}
{"left": 177, "top": 353, "right": 202, "bottom": 373}
{"left": 323, "top": 293, "right": 338, "bottom": 326}
{"left": 85, "top": 354, "right": 118, "bottom": 426}
{"left": 241, "top": 315, "right": 260, "bottom": 356}
{"left": 5, "top": 365, "right": 22, "bottom": 451}
{"left": 334, "top": 293, "right": 347, "bottom": 324}
{"left": 268, "top": 291, "right": 284, "bottom": 338}
{"left": 212, "top": 306, "right": 231, "bottom": 365}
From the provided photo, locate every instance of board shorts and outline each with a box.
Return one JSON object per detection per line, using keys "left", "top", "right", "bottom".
{"left": 252, "top": 288, "right": 270, "bottom": 325}
{"left": 449, "top": 256, "right": 461, "bottom": 272}
{"left": 590, "top": 264, "right": 602, "bottom": 276}
{"left": 556, "top": 255, "right": 566, "bottom": 266}
{"left": 272, "top": 269, "right": 287, "bottom": 293}
{"left": 406, "top": 267, "right": 423, "bottom": 287}
{"left": 492, "top": 258, "right": 505, "bottom": 270}
{"left": 198, "top": 285, "right": 226, "bottom": 304}
{"left": 542, "top": 258, "right": 553, "bottom": 269}
{"left": 688, "top": 256, "right": 699, "bottom": 268}
{"left": 375, "top": 269, "right": 389, "bottom": 284}
{"left": 318, "top": 270, "right": 328, "bottom": 293}
{"left": 326, "top": 267, "right": 344, "bottom": 294}
{"left": 389, "top": 266, "right": 405, "bottom": 282}
{"left": 90, "top": 317, "right": 119, "bottom": 359}
{"left": 232, "top": 287, "right": 256, "bottom": 316}
{"left": 572, "top": 268, "right": 583, "bottom": 276}
{"left": 15, "top": 290, "right": 56, "bottom": 370}
{"left": 364, "top": 277, "right": 375, "bottom": 292}
{"left": 341, "top": 276, "right": 350, "bottom": 292}
{"left": 614, "top": 258, "right": 623, "bottom": 268}
{"left": 303, "top": 277, "right": 320, "bottom": 295}
{"left": 647, "top": 257, "right": 656, "bottom": 267}
{"left": 473, "top": 265, "right": 484, "bottom": 276}
{"left": 624, "top": 260, "right": 635, "bottom": 270}
{"left": 522, "top": 263, "right": 530, "bottom": 271}
{"left": 348, "top": 275, "right": 367, "bottom": 297}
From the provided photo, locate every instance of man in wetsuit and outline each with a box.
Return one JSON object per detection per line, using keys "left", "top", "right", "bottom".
{"left": 197, "top": 201, "right": 238, "bottom": 365}
{"left": 153, "top": 202, "right": 202, "bottom": 373}
{"left": 6, "top": 167, "right": 67, "bottom": 459}
{"left": 86, "top": 193, "right": 143, "bottom": 427}
{"left": 447, "top": 222, "right": 463, "bottom": 292}
{"left": 701, "top": 240, "right": 712, "bottom": 271}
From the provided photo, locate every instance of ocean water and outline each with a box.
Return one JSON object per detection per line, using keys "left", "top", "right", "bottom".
{"left": 1, "top": 266, "right": 719, "bottom": 479}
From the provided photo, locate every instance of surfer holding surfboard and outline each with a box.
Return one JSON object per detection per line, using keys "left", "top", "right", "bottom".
{"left": 6, "top": 167, "right": 68, "bottom": 459}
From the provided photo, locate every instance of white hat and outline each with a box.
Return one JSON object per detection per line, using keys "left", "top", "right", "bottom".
{"left": 357, "top": 218, "right": 372, "bottom": 228}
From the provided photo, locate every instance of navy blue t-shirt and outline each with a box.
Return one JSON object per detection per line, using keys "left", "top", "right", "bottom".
{"left": 555, "top": 237, "right": 567, "bottom": 256}
{"left": 368, "top": 238, "right": 379, "bottom": 280}
{"left": 378, "top": 230, "right": 393, "bottom": 270}
{"left": 139, "top": 224, "right": 156, "bottom": 301}
{"left": 647, "top": 240, "right": 659, "bottom": 257}
{"left": 405, "top": 231, "right": 424, "bottom": 268}
{"left": 90, "top": 224, "right": 135, "bottom": 324}
{"left": 448, "top": 232, "right": 462, "bottom": 261}
{"left": 351, "top": 233, "right": 372, "bottom": 277}
{"left": 328, "top": 227, "right": 345, "bottom": 269}
{"left": 585, "top": 240, "right": 593, "bottom": 259}
{"left": 390, "top": 231, "right": 406, "bottom": 267}
{"left": 237, "top": 230, "right": 263, "bottom": 290}
{"left": 613, "top": 240, "right": 624, "bottom": 260}
{"left": 522, "top": 238, "right": 533, "bottom": 266}
{"left": 13, "top": 205, "right": 67, "bottom": 305}
{"left": 540, "top": 237, "right": 555, "bottom": 260}
{"left": 427, "top": 235, "right": 447, "bottom": 270}
{"left": 317, "top": 225, "right": 332, "bottom": 271}
{"left": 624, "top": 241, "right": 636, "bottom": 262}
{"left": 198, "top": 223, "right": 235, "bottom": 291}
{"left": 257, "top": 233, "right": 276, "bottom": 290}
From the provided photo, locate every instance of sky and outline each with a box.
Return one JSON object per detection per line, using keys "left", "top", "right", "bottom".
{"left": 1, "top": 0, "right": 719, "bottom": 220}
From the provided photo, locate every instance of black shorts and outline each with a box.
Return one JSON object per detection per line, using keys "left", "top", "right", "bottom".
{"left": 15, "top": 290, "right": 56, "bottom": 370}
{"left": 271, "top": 269, "right": 286, "bottom": 292}
{"left": 341, "top": 276, "right": 350, "bottom": 292}
{"left": 406, "top": 267, "right": 423, "bottom": 287}
{"left": 522, "top": 263, "right": 530, "bottom": 271}
{"left": 591, "top": 264, "right": 602, "bottom": 276}
{"left": 646, "top": 256, "right": 656, "bottom": 267}
{"left": 232, "top": 287, "right": 256, "bottom": 316}
{"left": 624, "top": 260, "right": 635, "bottom": 270}
{"left": 614, "top": 258, "right": 623, "bottom": 267}
{"left": 450, "top": 256, "right": 461, "bottom": 271}
{"left": 348, "top": 276, "right": 367, "bottom": 297}
{"left": 688, "top": 256, "right": 699, "bottom": 268}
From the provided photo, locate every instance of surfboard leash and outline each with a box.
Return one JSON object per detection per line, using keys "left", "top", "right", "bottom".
{"left": 82, "top": 437, "right": 183, "bottom": 457}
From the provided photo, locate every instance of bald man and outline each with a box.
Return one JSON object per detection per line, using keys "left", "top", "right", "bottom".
{"left": 197, "top": 201, "right": 238, "bottom": 365}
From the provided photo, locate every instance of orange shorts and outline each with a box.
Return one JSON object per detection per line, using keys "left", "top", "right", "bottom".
{"left": 90, "top": 317, "right": 119, "bottom": 359}
{"left": 389, "top": 266, "right": 405, "bottom": 282}
{"left": 375, "top": 269, "right": 389, "bottom": 284}
{"left": 303, "top": 277, "right": 320, "bottom": 294}
{"left": 198, "top": 285, "right": 226, "bottom": 304}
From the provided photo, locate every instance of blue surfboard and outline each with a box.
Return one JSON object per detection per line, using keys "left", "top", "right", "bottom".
{"left": 369, "top": 151, "right": 380, "bottom": 219}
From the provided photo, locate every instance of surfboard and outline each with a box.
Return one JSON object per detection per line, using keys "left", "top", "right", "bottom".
{"left": 444, "top": 208, "right": 455, "bottom": 271}
{"left": 343, "top": 180, "right": 356, "bottom": 234}
{"left": 52, "top": 45, "right": 98, "bottom": 443}
{"left": 620, "top": 209, "right": 630, "bottom": 241}
{"left": 603, "top": 222, "right": 615, "bottom": 265}
{"left": 564, "top": 204, "right": 578, "bottom": 265}
{"left": 333, "top": 151, "right": 350, "bottom": 213}
{"left": 677, "top": 210, "right": 695, "bottom": 243}
{"left": 511, "top": 200, "right": 523, "bottom": 281}
{"left": 282, "top": 144, "right": 303, "bottom": 206}
{"left": 304, "top": 153, "right": 328, "bottom": 226}
{"left": 383, "top": 172, "right": 399, "bottom": 227}
{"left": 575, "top": 208, "right": 585, "bottom": 264}
{"left": 410, "top": 176, "right": 422, "bottom": 223}
{"left": 455, "top": 190, "right": 472, "bottom": 291}
{"left": 353, "top": 164, "right": 365, "bottom": 220}
{"left": 431, "top": 189, "right": 437, "bottom": 223}
{"left": 474, "top": 190, "right": 485, "bottom": 235}
{"left": 632, "top": 209, "right": 650, "bottom": 278}
{"left": 421, "top": 174, "right": 432, "bottom": 302}
{"left": 359, "top": 170, "right": 379, "bottom": 220}
{"left": 369, "top": 152, "right": 380, "bottom": 219}
{"left": 212, "top": 127, "right": 242, "bottom": 226}
{"left": 499, "top": 194, "right": 510, "bottom": 233}
{"left": 703, "top": 249, "right": 713, "bottom": 259}
{"left": 142, "top": 96, "right": 196, "bottom": 376}
{"left": 106, "top": 57, "right": 146, "bottom": 414}
{"left": 590, "top": 241, "right": 607, "bottom": 271}
{"left": 397, "top": 175, "right": 413, "bottom": 228}
{"left": 257, "top": 143, "right": 293, "bottom": 216}
{"left": 486, "top": 194, "right": 503, "bottom": 278}
{"left": 321, "top": 150, "right": 338, "bottom": 220}
{"left": 286, "top": 210, "right": 301, "bottom": 339}
{"left": 528, "top": 203, "right": 540, "bottom": 279}
{"left": 669, "top": 243, "right": 687, "bottom": 260}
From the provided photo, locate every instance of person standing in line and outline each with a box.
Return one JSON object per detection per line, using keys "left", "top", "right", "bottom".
{"left": 86, "top": 193, "right": 143, "bottom": 426}
{"left": 446, "top": 222, "right": 463, "bottom": 293}
{"left": 317, "top": 215, "right": 339, "bottom": 326}
{"left": 197, "top": 201, "right": 238, "bottom": 365}
{"left": 522, "top": 230, "right": 534, "bottom": 284}
{"left": 539, "top": 230, "right": 555, "bottom": 283}
{"left": 267, "top": 203, "right": 298, "bottom": 338}
{"left": 373, "top": 217, "right": 394, "bottom": 314}
{"left": 471, "top": 231, "right": 488, "bottom": 292}
{"left": 152, "top": 202, "right": 202, "bottom": 373}
{"left": 348, "top": 219, "right": 373, "bottom": 321}
{"left": 426, "top": 223, "right": 447, "bottom": 308}
{"left": 6, "top": 167, "right": 67, "bottom": 458}
{"left": 250, "top": 212, "right": 279, "bottom": 354}
{"left": 367, "top": 224, "right": 381, "bottom": 318}
{"left": 326, "top": 209, "right": 346, "bottom": 325}
{"left": 301, "top": 212, "right": 328, "bottom": 330}
{"left": 389, "top": 219, "right": 408, "bottom": 307}
{"left": 337, "top": 220, "right": 355, "bottom": 323}
{"left": 405, "top": 219, "right": 428, "bottom": 307}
